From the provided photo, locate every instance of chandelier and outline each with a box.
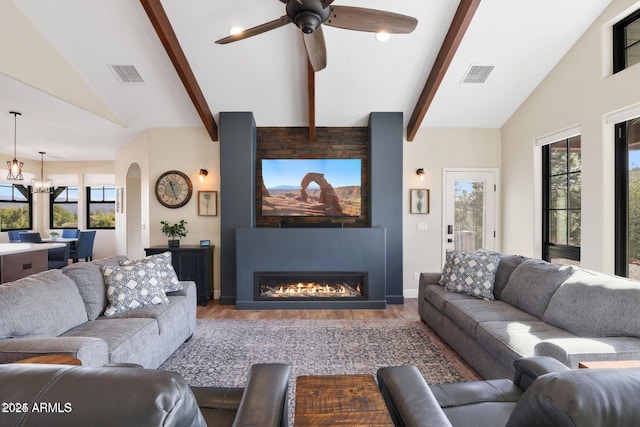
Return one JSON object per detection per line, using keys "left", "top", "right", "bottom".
{"left": 7, "top": 111, "right": 24, "bottom": 180}
{"left": 31, "top": 151, "right": 53, "bottom": 193}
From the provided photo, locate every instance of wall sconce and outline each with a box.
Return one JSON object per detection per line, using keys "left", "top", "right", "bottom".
{"left": 416, "top": 168, "right": 425, "bottom": 180}
{"left": 199, "top": 168, "right": 209, "bottom": 182}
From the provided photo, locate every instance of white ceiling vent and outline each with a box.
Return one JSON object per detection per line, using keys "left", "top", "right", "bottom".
{"left": 461, "top": 65, "right": 494, "bottom": 84}
{"left": 109, "top": 64, "right": 145, "bottom": 84}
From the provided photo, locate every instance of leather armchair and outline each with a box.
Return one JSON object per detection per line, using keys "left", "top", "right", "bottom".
{"left": 0, "top": 363, "right": 291, "bottom": 427}
{"left": 377, "top": 357, "right": 640, "bottom": 427}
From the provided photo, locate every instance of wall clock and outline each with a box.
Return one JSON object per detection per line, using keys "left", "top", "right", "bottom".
{"left": 155, "top": 170, "right": 193, "bottom": 208}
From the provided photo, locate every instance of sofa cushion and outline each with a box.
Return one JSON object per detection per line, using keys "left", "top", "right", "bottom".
{"left": 543, "top": 269, "right": 640, "bottom": 338}
{"left": 499, "top": 259, "right": 574, "bottom": 318}
{"left": 61, "top": 317, "right": 159, "bottom": 365}
{"left": 446, "top": 298, "right": 539, "bottom": 338}
{"left": 493, "top": 255, "right": 528, "bottom": 300}
{"left": 423, "top": 284, "right": 471, "bottom": 313}
{"left": 105, "top": 295, "right": 188, "bottom": 334}
{"left": 102, "top": 264, "right": 169, "bottom": 317}
{"left": 440, "top": 250, "right": 500, "bottom": 300}
{"left": 477, "top": 321, "right": 578, "bottom": 370}
{"left": 119, "top": 251, "right": 182, "bottom": 292}
{"left": 62, "top": 256, "right": 128, "bottom": 320}
{"left": 0, "top": 270, "right": 88, "bottom": 339}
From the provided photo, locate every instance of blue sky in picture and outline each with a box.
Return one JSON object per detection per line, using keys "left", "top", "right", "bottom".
{"left": 262, "top": 159, "right": 361, "bottom": 189}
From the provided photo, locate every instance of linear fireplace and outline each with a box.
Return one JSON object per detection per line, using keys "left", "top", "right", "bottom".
{"left": 255, "top": 272, "right": 367, "bottom": 301}
{"left": 235, "top": 228, "right": 387, "bottom": 309}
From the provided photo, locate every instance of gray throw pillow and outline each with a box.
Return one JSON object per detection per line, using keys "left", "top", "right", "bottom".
{"left": 440, "top": 250, "right": 500, "bottom": 300}
{"left": 119, "top": 251, "right": 182, "bottom": 292}
{"left": 101, "top": 263, "right": 169, "bottom": 316}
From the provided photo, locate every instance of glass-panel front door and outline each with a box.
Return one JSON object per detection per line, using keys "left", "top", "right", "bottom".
{"left": 443, "top": 170, "right": 497, "bottom": 265}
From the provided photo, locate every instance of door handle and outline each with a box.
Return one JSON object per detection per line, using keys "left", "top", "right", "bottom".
{"left": 447, "top": 238, "right": 458, "bottom": 243}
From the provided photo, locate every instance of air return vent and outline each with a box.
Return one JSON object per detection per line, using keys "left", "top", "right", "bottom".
{"left": 109, "top": 64, "right": 145, "bottom": 84}
{"left": 461, "top": 65, "right": 494, "bottom": 84}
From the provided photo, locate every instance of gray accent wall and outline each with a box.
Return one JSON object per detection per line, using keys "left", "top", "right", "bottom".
{"left": 219, "top": 112, "right": 403, "bottom": 305}
{"left": 369, "top": 112, "right": 404, "bottom": 304}
{"left": 219, "top": 112, "right": 256, "bottom": 305}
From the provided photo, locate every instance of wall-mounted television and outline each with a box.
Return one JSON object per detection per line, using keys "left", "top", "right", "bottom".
{"left": 261, "top": 159, "right": 361, "bottom": 217}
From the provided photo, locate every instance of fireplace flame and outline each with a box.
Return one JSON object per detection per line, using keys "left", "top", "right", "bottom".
{"left": 262, "top": 281, "right": 361, "bottom": 298}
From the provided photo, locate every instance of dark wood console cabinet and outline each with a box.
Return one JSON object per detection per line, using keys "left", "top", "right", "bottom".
{"left": 144, "top": 245, "right": 214, "bottom": 306}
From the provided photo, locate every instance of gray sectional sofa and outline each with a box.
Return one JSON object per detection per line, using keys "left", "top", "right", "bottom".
{"left": 0, "top": 256, "right": 197, "bottom": 368}
{"left": 419, "top": 253, "right": 640, "bottom": 379}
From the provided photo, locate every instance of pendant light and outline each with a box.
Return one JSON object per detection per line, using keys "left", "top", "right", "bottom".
{"left": 7, "top": 111, "right": 24, "bottom": 181}
{"left": 31, "top": 151, "right": 53, "bottom": 193}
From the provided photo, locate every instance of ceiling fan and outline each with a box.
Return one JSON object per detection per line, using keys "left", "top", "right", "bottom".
{"left": 215, "top": 0, "right": 418, "bottom": 72}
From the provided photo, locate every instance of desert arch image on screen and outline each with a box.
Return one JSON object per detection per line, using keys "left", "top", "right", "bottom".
{"left": 260, "top": 159, "right": 361, "bottom": 217}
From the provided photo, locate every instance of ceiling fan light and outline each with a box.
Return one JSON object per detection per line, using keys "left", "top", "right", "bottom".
{"left": 294, "top": 11, "right": 322, "bottom": 34}
{"left": 376, "top": 32, "right": 391, "bottom": 42}
{"left": 229, "top": 26, "right": 243, "bottom": 36}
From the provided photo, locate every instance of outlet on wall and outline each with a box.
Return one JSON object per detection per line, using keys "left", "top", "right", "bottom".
{"left": 417, "top": 223, "right": 428, "bottom": 231}
{"left": 413, "top": 272, "right": 420, "bottom": 280}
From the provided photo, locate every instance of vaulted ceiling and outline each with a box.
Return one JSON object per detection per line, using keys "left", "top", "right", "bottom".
{"left": 0, "top": 0, "right": 612, "bottom": 161}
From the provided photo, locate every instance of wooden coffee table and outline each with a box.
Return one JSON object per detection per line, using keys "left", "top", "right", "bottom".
{"left": 294, "top": 374, "right": 393, "bottom": 426}
{"left": 13, "top": 354, "right": 82, "bottom": 365}
{"left": 578, "top": 360, "right": 640, "bottom": 369}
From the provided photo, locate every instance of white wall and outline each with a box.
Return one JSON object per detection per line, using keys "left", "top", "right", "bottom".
{"left": 501, "top": 0, "right": 640, "bottom": 273}
{"left": 115, "top": 127, "right": 221, "bottom": 297}
{"left": 403, "top": 128, "right": 501, "bottom": 296}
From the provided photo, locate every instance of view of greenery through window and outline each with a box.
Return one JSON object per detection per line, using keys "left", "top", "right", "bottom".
{"left": 454, "top": 181, "right": 484, "bottom": 251}
{"left": 51, "top": 186, "right": 78, "bottom": 228}
{"left": 549, "top": 137, "right": 582, "bottom": 248}
{"left": 88, "top": 186, "right": 115, "bottom": 229}
{"left": 627, "top": 120, "right": 640, "bottom": 279}
{"left": 0, "top": 183, "right": 30, "bottom": 231}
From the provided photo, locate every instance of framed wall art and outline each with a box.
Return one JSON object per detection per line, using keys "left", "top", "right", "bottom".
{"left": 198, "top": 191, "right": 218, "bottom": 216}
{"left": 410, "top": 189, "right": 429, "bottom": 214}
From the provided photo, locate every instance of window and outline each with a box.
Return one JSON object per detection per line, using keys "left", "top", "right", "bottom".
{"left": 86, "top": 186, "right": 115, "bottom": 229}
{"left": 51, "top": 186, "right": 79, "bottom": 229}
{"left": 615, "top": 119, "right": 640, "bottom": 278}
{"left": 0, "top": 183, "right": 32, "bottom": 231}
{"left": 542, "top": 136, "right": 581, "bottom": 265}
{"left": 614, "top": 8, "right": 640, "bottom": 73}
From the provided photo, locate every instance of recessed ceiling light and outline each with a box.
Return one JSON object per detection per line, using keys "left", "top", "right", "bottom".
{"left": 375, "top": 32, "right": 391, "bottom": 42}
{"left": 229, "top": 26, "right": 243, "bottom": 36}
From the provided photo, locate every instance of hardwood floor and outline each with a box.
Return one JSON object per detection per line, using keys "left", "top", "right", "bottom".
{"left": 197, "top": 298, "right": 420, "bottom": 320}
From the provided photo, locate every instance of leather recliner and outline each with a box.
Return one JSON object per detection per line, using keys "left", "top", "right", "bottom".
{"left": 377, "top": 356, "right": 640, "bottom": 427}
{"left": 0, "top": 362, "right": 291, "bottom": 427}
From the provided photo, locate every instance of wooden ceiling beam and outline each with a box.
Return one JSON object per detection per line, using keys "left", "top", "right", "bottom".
{"left": 407, "top": 0, "right": 481, "bottom": 141}
{"left": 139, "top": 0, "right": 218, "bottom": 141}
{"left": 308, "top": 61, "right": 316, "bottom": 142}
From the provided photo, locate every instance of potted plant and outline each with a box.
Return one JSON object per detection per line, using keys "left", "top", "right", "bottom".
{"left": 49, "top": 231, "right": 60, "bottom": 240}
{"left": 160, "top": 220, "right": 188, "bottom": 247}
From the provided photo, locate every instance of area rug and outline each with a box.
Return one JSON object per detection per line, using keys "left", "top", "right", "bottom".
{"left": 160, "top": 319, "right": 480, "bottom": 424}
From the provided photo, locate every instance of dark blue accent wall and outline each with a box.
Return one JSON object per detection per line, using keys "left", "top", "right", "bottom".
{"left": 219, "top": 112, "right": 403, "bottom": 305}
{"left": 369, "top": 112, "right": 404, "bottom": 304}
{"left": 219, "top": 112, "right": 256, "bottom": 305}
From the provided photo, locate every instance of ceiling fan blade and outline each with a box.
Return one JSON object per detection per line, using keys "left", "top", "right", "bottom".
{"left": 324, "top": 6, "right": 418, "bottom": 34}
{"left": 321, "top": 0, "right": 336, "bottom": 7}
{"left": 303, "top": 25, "right": 327, "bottom": 72}
{"left": 215, "top": 16, "right": 290, "bottom": 44}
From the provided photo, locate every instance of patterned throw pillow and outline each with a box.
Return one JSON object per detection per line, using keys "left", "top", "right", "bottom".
{"left": 102, "top": 263, "right": 169, "bottom": 316}
{"left": 120, "top": 252, "right": 182, "bottom": 292}
{"left": 440, "top": 250, "right": 500, "bottom": 300}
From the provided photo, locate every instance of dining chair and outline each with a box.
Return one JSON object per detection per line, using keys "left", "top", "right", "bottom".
{"left": 69, "top": 230, "right": 96, "bottom": 263}
{"left": 61, "top": 229, "right": 80, "bottom": 238}
{"left": 47, "top": 243, "right": 70, "bottom": 269}
{"left": 18, "top": 231, "right": 43, "bottom": 243}
{"left": 7, "top": 230, "right": 27, "bottom": 242}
